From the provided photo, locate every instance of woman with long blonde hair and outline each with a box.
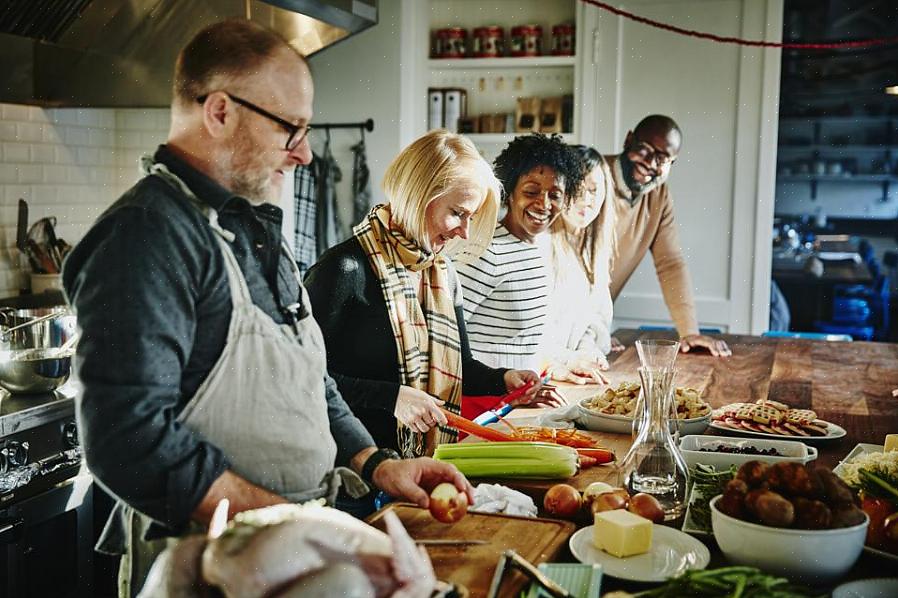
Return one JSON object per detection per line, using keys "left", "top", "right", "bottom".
{"left": 305, "top": 129, "right": 543, "bottom": 463}
{"left": 540, "top": 145, "right": 616, "bottom": 383}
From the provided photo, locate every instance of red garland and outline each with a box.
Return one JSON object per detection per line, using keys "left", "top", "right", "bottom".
{"left": 581, "top": 0, "right": 898, "bottom": 50}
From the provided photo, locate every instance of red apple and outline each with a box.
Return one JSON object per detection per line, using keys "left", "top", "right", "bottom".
{"left": 628, "top": 493, "right": 665, "bottom": 523}
{"left": 429, "top": 482, "right": 469, "bottom": 523}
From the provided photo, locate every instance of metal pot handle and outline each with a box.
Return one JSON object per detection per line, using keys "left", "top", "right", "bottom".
{"left": 0, "top": 311, "right": 64, "bottom": 340}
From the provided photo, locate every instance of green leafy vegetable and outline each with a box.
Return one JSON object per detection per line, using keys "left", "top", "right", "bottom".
{"left": 631, "top": 566, "right": 824, "bottom": 597}
{"left": 688, "top": 464, "right": 737, "bottom": 532}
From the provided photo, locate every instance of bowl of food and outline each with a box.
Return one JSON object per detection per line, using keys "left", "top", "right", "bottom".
{"left": 710, "top": 460, "right": 868, "bottom": 584}
{"left": 0, "top": 347, "right": 73, "bottom": 393}
{"left": 680, "top": 435, "right": 818, "bottom": 471}
{"left": 578, "top": 383, "right": 711, "bottom": 435}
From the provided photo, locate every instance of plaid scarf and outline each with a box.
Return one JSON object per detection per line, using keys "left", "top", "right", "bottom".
{"left": 353, "top": 204, "right": 461, "bottom": 457}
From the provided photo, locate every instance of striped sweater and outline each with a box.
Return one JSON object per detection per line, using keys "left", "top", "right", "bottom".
{"left": 457, "top": 224, "right": 550, "bottom": 370}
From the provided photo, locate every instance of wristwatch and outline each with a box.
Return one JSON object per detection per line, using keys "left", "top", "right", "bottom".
{"left": 361, "top": 448, "right": 401, "bottom": 484}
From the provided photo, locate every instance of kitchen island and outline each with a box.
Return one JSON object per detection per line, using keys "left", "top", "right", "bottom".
{"left": 406, "top": 329, "right": 898, "bottom": 597}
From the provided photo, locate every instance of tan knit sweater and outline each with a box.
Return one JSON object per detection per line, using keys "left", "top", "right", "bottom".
{"left": 605, "top": 154, "right": 699, "bottom": 336}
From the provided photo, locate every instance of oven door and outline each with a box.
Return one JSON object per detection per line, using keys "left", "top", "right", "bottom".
{"left": 1, "top": 472, "right": 93, "bottom": 598}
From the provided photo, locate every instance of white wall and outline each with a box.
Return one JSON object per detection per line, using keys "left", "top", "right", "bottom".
{"left": 582, "top": 0, "right": 783, "bottom": 335}
{"left": 305, "top": 0, "right": 405, "bottom": 230}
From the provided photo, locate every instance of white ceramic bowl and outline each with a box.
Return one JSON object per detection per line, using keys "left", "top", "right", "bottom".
{"left": 710, "top": 495, "right": 868, "bottom": 584}
{"left": 680, "top": 435, "right": 818, "bottom": 471}
{"left": 578, "top": 400, "right": 710, "bottom": 436}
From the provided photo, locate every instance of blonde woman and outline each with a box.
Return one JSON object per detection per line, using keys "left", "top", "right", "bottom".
{"left": 305, "top": 130, "right": 543, "bottom": 461}
{"left": 540, "top": 145, "right": 616, "bottom": 384}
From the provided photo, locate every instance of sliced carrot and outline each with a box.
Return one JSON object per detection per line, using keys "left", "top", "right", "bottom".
{"left": 441, "top": 409, "right": 517, "bottom": 442}
{"left": 575, "top": 448, "right": 615, "bottom": 464}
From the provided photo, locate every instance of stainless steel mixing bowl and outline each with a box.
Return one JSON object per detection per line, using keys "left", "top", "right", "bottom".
{"left": 0, "top": 347, "right": 72, "bottom": 393}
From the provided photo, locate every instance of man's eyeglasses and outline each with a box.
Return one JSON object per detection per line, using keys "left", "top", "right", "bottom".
{"left": 631, "top": 141, "right": 675, "bottom": 167}
{"left": 196, "top": 92, "right": 311, "bottom": 151}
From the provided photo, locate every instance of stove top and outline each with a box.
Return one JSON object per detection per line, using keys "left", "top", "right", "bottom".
{"left": 0, "top": 384, "right": 81, "bottom": 507}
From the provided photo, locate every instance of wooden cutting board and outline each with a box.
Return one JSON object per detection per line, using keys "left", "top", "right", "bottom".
{"left": 366, "top": 503, "right": 575, "bottom": 598}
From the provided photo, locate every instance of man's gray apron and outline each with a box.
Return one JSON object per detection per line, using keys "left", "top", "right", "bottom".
{"left": 107, "top": 161, "right": 367, "bottom": 597}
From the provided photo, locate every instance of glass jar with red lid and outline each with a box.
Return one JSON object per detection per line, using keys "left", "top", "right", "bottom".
{"left": 472, "top": 26, "right": 505, "bottom": 58}
{"left": 509, "top": 25, "right": 543, "bottom": 57}
{"left": 551, "top": 24, "right": 575, "bottom": 56}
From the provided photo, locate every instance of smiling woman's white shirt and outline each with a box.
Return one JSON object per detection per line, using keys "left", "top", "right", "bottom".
{"left": 456, "top": 223, "right": 549, "bottom": 370}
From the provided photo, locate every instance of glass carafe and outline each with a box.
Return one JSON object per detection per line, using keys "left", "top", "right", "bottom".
{"left": 617, "top": 366, "right": 689, "bottom": 520}
{"left": 630, "top": 339, "right": 681, "bottom": 439}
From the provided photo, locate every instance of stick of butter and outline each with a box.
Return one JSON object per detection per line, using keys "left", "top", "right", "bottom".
{"left": 885, "top": 434, "right": 898, "bottom": 452}
{"left": 593, "top": 509, "right": 653, "bottom": 558}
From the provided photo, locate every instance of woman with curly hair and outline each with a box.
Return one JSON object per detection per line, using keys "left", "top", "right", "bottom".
{"left": 456, "top": 133, "right": 584, "bottom": 374}
{"left": 540, "top": 145, "right": 616, "bottom": 384}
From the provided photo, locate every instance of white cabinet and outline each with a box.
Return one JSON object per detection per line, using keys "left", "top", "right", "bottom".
{"left": 400, "top": 0, "right": 588, "bottom": 158}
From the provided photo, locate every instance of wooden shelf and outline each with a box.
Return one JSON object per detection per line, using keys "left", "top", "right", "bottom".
{"left": 428, "top": 55, "right": 576, "bottom": 69}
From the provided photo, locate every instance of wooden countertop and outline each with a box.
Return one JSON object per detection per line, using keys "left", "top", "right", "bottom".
{"left": 450, "top": 330, "right": 898, "bottom": 595}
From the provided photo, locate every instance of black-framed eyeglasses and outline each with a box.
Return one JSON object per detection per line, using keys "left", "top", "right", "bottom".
{"left": 197, "top": 92, "right": 311, "bottom": 151}
{"left": 630, "top": 141, "right": 676, "bottom": 167}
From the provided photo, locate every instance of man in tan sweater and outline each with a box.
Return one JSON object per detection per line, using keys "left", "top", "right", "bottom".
{"left": 605, "top": 115, "right": 731, "bottom": 357}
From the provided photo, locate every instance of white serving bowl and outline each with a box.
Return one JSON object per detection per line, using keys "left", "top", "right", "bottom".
{"left": 710, "top": 496, "right": 868, "bottom": 584}
{"left": 680, "top": 435, "right": 818, "bottom": 471}
{"left": 578, "top": 399, "right": 710, "bottom": 436}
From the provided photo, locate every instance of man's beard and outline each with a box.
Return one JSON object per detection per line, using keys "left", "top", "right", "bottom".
{"left": 223, "top": 126, "right": 278, "bottom": 204}
{"left": 620, "top": 152, "right": 667, "bottom": 196}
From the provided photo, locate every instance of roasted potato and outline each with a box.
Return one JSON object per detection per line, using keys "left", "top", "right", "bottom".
{"left": 792, "top": 497, "right": 832, "bottom": 530}
{"left": 736, "top": 461, "right": 770, "bottom": 488}
{"left": 830, "top": 505, "right": 867, "bottom": 529}
{"left": 753, "top": 490, "right": 795, "bottom": 527}
{"left": 815, "top": 467, "right": 855, "bottom": 506}
{"left": 766, "top": 462, "right": 817, "bottom": 496}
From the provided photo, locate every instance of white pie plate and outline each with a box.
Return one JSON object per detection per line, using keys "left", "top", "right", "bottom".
{"left": 569, "top": 524, "right": 710, "bottom": 582}
{"left": 708, "top": 419, "right": 846, "bottom": 443}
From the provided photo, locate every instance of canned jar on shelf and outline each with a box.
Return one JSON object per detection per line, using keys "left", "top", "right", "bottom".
{"left": 509, "top": 25, "right": 543, "bottom": 57}
{"left": 551, "top": 23, "right": 575, "bottom": 56}
{"left": 436, "top": 27, "right": 468, "bottom": 58}
{"left": 472, "top": 26, "right": 505, "bottom": 58}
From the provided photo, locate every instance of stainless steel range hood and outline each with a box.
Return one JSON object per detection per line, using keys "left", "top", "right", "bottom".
{"left": 0, "top": 0, "right": 377, "bottom": 107}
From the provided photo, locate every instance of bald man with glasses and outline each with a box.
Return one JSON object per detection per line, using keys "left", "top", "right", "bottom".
{"left": 604, "top": 115, "right": 731, "bottom": 357}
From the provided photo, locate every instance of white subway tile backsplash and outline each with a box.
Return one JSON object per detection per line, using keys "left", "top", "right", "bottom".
{"left": 0, "top": 122, "right": 16, "bottom": 141}
{"left": 30, "top": 144, "right": 55, "bottom": 164}
{"left": 42, "top": 164, "right": 69, "bottom": 184}
{"left": 16, "top": 164, "right": 42, "bottom": 184}
{"left": 15, "top": 122, "right": 44, "bottom": 143}
{"left": 63, "top": 126, "right": 89, "bottom": 146}
{"left": 88, "top": 128, "right": 115, "bottom": 148}
{"left": 2, "top": 142, "right": 30, "bottom": 163}
{"left": 0, "top": 164, "right": 17, "bottom": 184}
{"left": 0, "top": 102, "right": 168, "bottom": 297}
{"left": 1, "top": 104, "right": 29, "bottom": 121}
{"left": 3, "top": 185, "right": 29, "bottom": 203}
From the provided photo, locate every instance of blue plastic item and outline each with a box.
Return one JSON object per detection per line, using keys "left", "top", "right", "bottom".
{"left": 813, "top": 321, "right": 874, "bottom": 341}
{"left": 762, "top": 331, "right": 853, "bottom": 342}
{"left": 832, "top": 297, "right": 871, "bottom": 324}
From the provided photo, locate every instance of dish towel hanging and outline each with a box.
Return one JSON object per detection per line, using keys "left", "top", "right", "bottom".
{"left": 316, "top": 136, "right": 344, "bottom": 256}
{"left": 293, "top": 161, "right": 318, "bottom": 277}
{"left": 351, "top": 138, "right": 373, "bottom": 229}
